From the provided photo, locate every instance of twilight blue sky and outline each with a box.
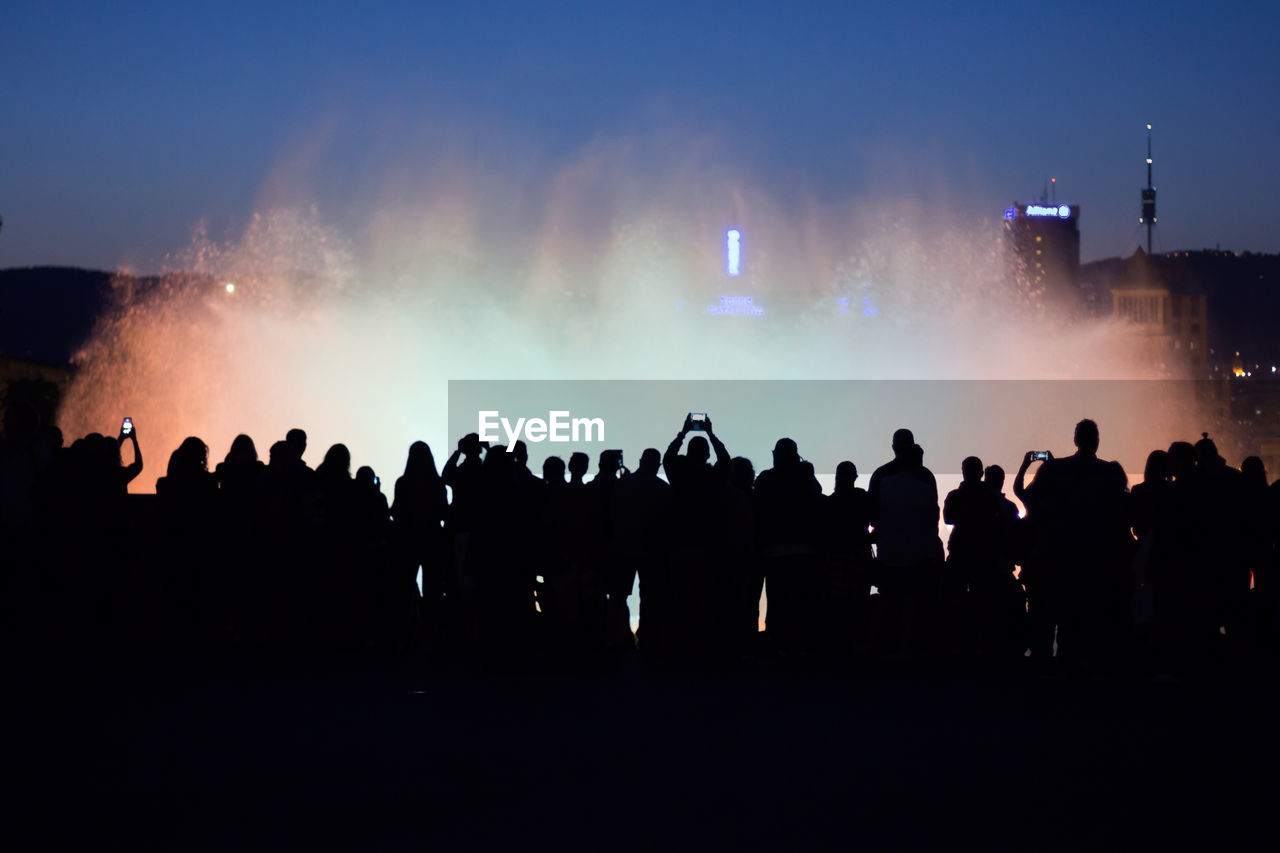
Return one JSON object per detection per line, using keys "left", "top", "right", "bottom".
{"left": 2, "top": 0, "right": 1278, "bottom": 271}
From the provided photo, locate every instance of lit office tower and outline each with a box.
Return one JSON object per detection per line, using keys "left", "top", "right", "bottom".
{"left": 1003, "top": 196, "right": 1081, "bottom": 305}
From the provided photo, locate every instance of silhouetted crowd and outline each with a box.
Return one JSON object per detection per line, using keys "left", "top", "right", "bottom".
{"left": 3, "top": 405, "right": 1280, "bottom": 680}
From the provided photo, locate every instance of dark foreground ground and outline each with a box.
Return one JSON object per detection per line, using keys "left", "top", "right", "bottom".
{"left": 7, "top": 655, "right": 1279, "bottom": 851}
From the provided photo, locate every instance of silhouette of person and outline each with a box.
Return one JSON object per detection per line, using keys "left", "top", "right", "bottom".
{"left": 312, "top": 443, "right": 358, "bottom": 649}
{"left": 155, "top": 436, "right": 218, "bottom": 646}
{"left": 549, "top": 450, "right": 599, "bottom": 660}
{"left": 392, "top": 441, "right": 449, "bottom": 648}
{"left": 1130, "top": 450, "right": 1169, "bottom": 544}
{"left": 468, "top": 444, "right": 536, "bottom": 669}
{"left": 587, "top": 449, "right": 630, "bottom": 654}
{"left": 213, "top": 434, "right": 265, "bottom": 650}
{"left": 567, "top": 451, "right": 589, "bottom": 487}
{"left": 754, "top": 437, "right": 822, "bottom": 654}
{"left": 1147, "top": 440, "right": 1204, "bottom": 676}
{"left": 821, "top": 460, "right": 873, "bottom": 656}
{"left": 867, "top": 428, "right": 942, "bottom": 659}
{"left": 442, "top": 433, "right": 488, "bottom": 636}
{"left": 285, "top": 428, "right": 309, "bottom": 470}
{"left": 216, "top": 434, "right": 265, "bottom": 506}
{"left": 942, "top": 456, "right": 1000, "bottom": 657}
{"left": 725, "top": 455, "right": 761, "bottom": 655}
{"left": 116, "top": 421, "right": 144, "bottom": 493}
{"left": 1195, "top": 433, "right": 1247, "bottom": 657}
{"left": 1014, "top": 450, "right": 1055, "bottom": 666}
{"left": 984, "top": 463, "right": 1027, "bottom": 659}
{"left": 613, "top": 448, "right": 673, "bottom": 656}
{"left": 662, "top": 415, "right": 732, "bottom": 656}
{"left": 1023, "top": 419, "right": 1130, "bottom": 674}
{"left": 538, "top": 454, "right": 588, "bottom": 658}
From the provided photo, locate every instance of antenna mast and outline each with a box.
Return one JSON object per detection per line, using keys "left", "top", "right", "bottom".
{"left": 1140, "top": 123, "right": 1157, "bottom": 255}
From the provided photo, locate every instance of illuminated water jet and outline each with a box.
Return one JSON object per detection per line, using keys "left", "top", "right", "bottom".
{"left": 58, "top": 174, "right": 1205, "bottom": 492}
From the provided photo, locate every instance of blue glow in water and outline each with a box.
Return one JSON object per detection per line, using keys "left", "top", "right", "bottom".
{"left": 862, "top": 296, "right": 878, "bottom": 317}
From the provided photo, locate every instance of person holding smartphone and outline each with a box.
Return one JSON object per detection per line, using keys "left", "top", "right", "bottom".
{"left": 116, "top": 417, "right": 144, "bottom": 492}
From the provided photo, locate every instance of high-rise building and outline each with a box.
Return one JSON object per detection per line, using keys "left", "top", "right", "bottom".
{"left": 1003, "top": 201, "right": 1081, "bottom": 307}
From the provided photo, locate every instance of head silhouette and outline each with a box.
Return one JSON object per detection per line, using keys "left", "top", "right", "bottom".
{"left": 687, "top": 435, "right": 710, "bottom": 465}
{"left": 1194, "top": 432, "right": 1220, "bottom": 467}
{"left": 227, "top": 434, "right": 258, "bottom": 464}
{"left": 182, "top": 436, "right": 209, "bottom": 469}
{"left": 639, "top": 447, "right": 661, "bottom": 476}
{"left": 1241, "top": 456, "right": 1267, "bottom": 489}
{"left": 961, "top": 456, "right": 983, "bottom": 483}
{"left": 166, "top": 436, "right": 209, "bottom": 480}
{"left": 543, "top": 456, "right": 566, "bottom": 485}
{"left": 1142, "top": 449, "right": 1168, "bottom": 485}
{"left": 892, "top": 428, "right": 915, "bottom": 460}
{"left": 318, "top": 443, "right": 351, "bottom": 479}
{"left": 458, "top": 432, "right": 484, "bottom": 457}
{"left": 513, "top": 440, "right": 529, "bottom": 469}
{"left": 772, "top": 438, "right": 800, "bottom": 467}
{"left": 984, "top": 464, "right": 1006, "bottom": 492}
{"left": 285, "top": 428, "right": 307, "bottom": 461}
{"left": 1074, "top": 419, "right": 1100, "bottom": 457}
{"left": 483, "top": 446, "right": 511, "bottom": 476}
{"left": 731, "top": 456, "right": 756, "bottom": 491}
{"left": 1167, "top": 441, "right": 1196, "bottom": 482}
{"left": 355, "top": 465, "right": 377, "bottom": 490}
{"left": 85, "top": 433, "right": 120, "bottom": 469}
{"left": 268, "top": 440, "right": 292, "bottom": 469}
{"left": 404, "top": 441, "right": 439, "bottom": 481}
{"left": 568, "top": 452, "right": 589, "bottom": 481}
{"left": 835, "top": 460, "right": 857, "bottom": 493}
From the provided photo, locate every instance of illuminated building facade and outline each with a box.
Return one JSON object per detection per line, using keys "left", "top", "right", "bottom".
{"left": 1003, "top": 202, "right": 1081, "bottom": 307}
{"left": 1110, "top": 247, "right": 1208, "bottom": 377}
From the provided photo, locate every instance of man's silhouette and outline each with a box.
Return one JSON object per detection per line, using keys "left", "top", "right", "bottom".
{"left": 442, "top": 433, "right": 487, "bottom": 637}
{"left": 942, "top": 456, "right": 999, "bottom": 656}
{"left": 821, "top": 460, "right": 873, "bottom": 656}
{"left": 612, "top": 448, "right": 673, "bottom": 655}
{"left": 1195, "top": 434, "right": 1247, "bottom": 656}
{"left": 662, "top": 415, "right": 732, "bottom": 655}
{"left": 285, "top": 428, "right": 309, "bottom": 469}
{"left": 867, "top": 428, "right": 942, "bottom": 658}
{"left": 754, "top": 437, "right": 822, "bottom": 654}
{"left": 1022, "top": 419, "right": 1130, "bottom": 673}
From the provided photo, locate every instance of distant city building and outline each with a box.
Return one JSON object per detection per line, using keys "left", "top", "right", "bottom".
{"left": 1003, "top": 201, "right": 1081, "bottom": 308}
{"left": 1109, "top": 247, "right": 1207, "bottom": 377}
{"left": 1082, "top": 248, "right": 1280, "bottom": 373}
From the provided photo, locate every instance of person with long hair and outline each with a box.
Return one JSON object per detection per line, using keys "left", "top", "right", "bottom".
{"left": 392, "top": 441, "right": 449, "bottom": 647}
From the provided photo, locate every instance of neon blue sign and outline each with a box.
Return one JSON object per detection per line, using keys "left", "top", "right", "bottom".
{"left": 1025, "top": 204, "right": 1072, "bottom": 219}
{"left": 726, "top": 228, "right": 742, "bottom": 277}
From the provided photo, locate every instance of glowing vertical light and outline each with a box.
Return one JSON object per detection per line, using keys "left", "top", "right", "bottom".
{"left": 726, "top": 228, "right": 741, "bottom": 277}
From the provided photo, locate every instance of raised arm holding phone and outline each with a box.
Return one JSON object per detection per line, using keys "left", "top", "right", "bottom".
{"left": 118, "top": 416, "right": 143, "bottom": 486}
